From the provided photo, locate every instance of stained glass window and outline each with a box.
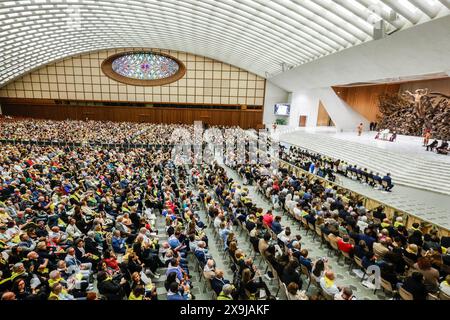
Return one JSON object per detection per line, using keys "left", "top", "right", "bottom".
{"left": 111, "top": 52, "right": 180, "bottom": 80}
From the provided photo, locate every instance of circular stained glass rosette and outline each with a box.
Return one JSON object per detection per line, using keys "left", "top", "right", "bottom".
{"left": 111, "top": 53, "right": 180, "bottom": 80}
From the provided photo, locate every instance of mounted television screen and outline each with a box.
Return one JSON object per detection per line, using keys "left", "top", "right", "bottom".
{"left": 274, "top": 103, "right": 290, "bottom": 116}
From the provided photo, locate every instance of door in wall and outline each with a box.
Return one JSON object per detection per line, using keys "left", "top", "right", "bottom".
{"left": 138, "top": 114, "right": 152, "bottom": 123}
{"left": 299, "top": 116, "right": 307, "bottom": 127}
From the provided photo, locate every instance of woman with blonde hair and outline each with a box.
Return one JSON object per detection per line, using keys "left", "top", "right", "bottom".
{"left": 240, "top": 268, "right": 271, "bottom": 300}
{"left": 228, "top": 241, "right": 238, "bottom": 262}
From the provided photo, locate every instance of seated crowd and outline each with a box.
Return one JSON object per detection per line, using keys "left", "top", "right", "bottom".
{"left": 1, "top": 119, "right": 448, "bottom": 301}
{"left": 0, "top": 124, "right": 216, "bottom": 300}
{"left": 238, "top": 158, "right": 450, "bottom": 300}
{"left": 279, "top": 145, "right": 395, "bottom": 192}
{"left": 425, "top": 139, "right": 449, "bottom": 155}
{"left": 195, "top": 156, "right": 365, "bottom": 300}
{"left": 0, "top": 117, "right": 194, "bottom": 146}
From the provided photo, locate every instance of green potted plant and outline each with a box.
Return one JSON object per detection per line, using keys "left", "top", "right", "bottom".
{"left": 275, "top": 118, "right": 287, "bottom": 125}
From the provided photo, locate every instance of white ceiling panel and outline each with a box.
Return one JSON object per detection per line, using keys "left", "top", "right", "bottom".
{"left": 0, "top": 0, "right": 448, "bottom": 87}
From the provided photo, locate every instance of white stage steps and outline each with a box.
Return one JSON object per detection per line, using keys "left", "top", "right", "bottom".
{"left": 278, "top": 131, "right": 450, "bottom": 196}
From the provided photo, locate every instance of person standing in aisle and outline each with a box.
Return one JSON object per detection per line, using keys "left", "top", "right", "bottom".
{"left": 357, "top": 123, "right": 363, "bottom": 136}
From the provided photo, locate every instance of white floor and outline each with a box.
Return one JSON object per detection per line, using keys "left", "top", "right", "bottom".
{"left": 332, "top": 131, "right": 450, "bottom": 164}
{"left": 273, "top": 126, "right": 450, "bottom": 164}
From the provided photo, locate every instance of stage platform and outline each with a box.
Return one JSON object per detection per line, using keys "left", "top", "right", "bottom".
{"left": 273, "top": 126, "right": 450, "bottom": 164}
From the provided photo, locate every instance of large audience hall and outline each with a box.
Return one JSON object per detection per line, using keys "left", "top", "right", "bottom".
{"left": 1, "top": 0, "right": 450, "bottom": 303}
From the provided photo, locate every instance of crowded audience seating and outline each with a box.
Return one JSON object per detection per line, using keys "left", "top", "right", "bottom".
{"left": 279, "top": 146, "right": 394, "bottom": 192}
{"left": 1, "top": 119, "right": 449, "bottom": 301}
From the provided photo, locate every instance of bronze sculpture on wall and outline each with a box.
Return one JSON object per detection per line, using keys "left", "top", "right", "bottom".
{"left": 377, "top": 90, "right": 449, "bottom": 140}
{"left": 402, "top": 88, "right": 430, "bottom": 117}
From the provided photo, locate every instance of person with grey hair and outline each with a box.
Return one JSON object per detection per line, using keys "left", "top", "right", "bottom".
{"left": 211, "top": 269, "right": 231, "bottom": 295}
{"left": 57, "top": 260, "right": 92, "bottom": 292}
{"left": 217, "top": 283, "right": 234, "bottom": 300}
{"left": 194, "top": 240, "right": 211, "bottom": 265}
{"left": 48, "top": 282, "right": 74, "bottom": 300}
{"left": 290, "top": 241, "right": 302, "bottom": 261}
{"left": 65, "top": 247, "right": 92, "bottom": 277}
{"left": 357, "top": 215, "right": 369, "bottom": 233}
{"left": 12, "top": 263, "right": 27, "bottom": 278}
{"left": 84, "top": 231, "right": 102, "bottom": 258}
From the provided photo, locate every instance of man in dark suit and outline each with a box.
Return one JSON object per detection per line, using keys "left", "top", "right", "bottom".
{"left": 426, "top": 139, "right": 439, "bottom": 151}
{"left": 437, "top": 140, "right": 449, "bottom": 154}
{"left": 382, "top": 173, "right": 394, "bottom": 191}
{"left": 211, "top": 269, "right": 230, "bottom": 295}
{"left": 373, "top": 173, "right": 382, "bottom": 186}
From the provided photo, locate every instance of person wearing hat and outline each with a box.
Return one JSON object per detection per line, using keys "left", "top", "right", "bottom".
{"left": 404, "top": 244, "right": 419, "bottom": 263}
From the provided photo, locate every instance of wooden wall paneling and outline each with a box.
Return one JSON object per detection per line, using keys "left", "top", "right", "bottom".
{"left": 316, "top": 100, "right": 332, "bottom": 126}
{"left": 0, "top": 98, "right": 263, "bottom": 129}
{"left": 333, "top": 84, "right": 400, "bottom": 122}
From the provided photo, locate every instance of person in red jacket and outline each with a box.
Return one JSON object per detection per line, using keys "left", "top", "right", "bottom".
{"left": 337, "top": 235, "right": 354, "bottom": 256}
{"left": 262, "top": 210, "right": 274, "bottom": 229}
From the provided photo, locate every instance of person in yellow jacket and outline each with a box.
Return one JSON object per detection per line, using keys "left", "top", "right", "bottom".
{"left": 69, "top": 189, "right": 82, "bottom": 205}
{"left": 394, "top": 216, "right": 404, "bottom": 228}
{"left": 129, "top": 285, "right": 150, "bottom": 300}
{"left": 217, "top": 284, "right": 234, "bottom": 300}
{"left": 48, "top": 283, "right": 74, "bottom": 300}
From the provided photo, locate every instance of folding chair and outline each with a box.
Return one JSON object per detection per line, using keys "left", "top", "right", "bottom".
{"left": 398, "top": 286, "right": 414, "bottom": 300}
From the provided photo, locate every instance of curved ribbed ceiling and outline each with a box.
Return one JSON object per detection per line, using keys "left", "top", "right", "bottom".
{"left": 0, "top": 0, "right": 449, "bottom": 87}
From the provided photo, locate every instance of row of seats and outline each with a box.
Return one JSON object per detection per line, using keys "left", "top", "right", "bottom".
{"left": 255, "top": 171, "right": 450, "bottom": 301}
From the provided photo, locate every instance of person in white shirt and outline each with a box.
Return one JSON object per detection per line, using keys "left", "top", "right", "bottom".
{"left": 286, "top": 199, "right": 297, "bottom": 213}
{"left": 293, "top": 203, "right": 302, "bottom": 220}
{"left": 138, "top": 227, "right": 153, "bottom": 246}
{"left": 277, "top": 228, "right": 292, "bottom": 246}
{"left": 203, "top": 259, "right": 216, "bottom": 280}
{"left": 213, "top": 213, "right": 224, "bottom": 229}
{"left": 66, "top": 218, "right": 83, "bottom": 239}
{"left": 357, "top": 216, "right": 369, "bottom": 233}
{"left": 320, "top": 271, "right": 340, "bottom": 296}
{"left": 285, "top": 192, "right": 292, "bottom": 203}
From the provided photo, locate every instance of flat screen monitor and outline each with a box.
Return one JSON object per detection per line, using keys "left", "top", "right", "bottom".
{"left": 274, "top": 103, "right": 290, "bottom": 116}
